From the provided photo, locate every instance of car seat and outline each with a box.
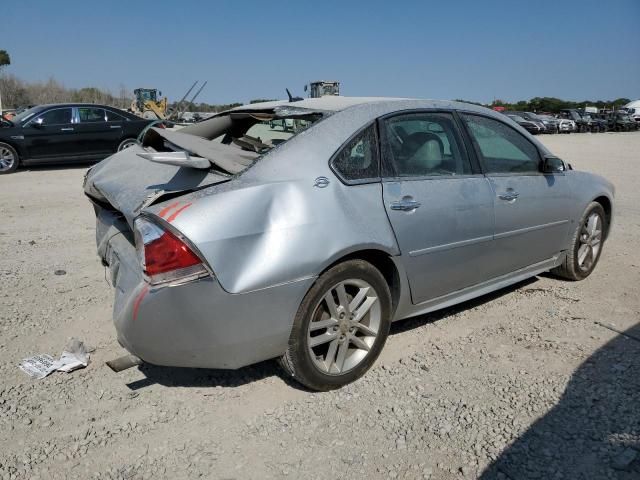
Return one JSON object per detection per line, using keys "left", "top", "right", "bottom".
{"left": 402, "top": 132, "right": 445, "bottom": 175}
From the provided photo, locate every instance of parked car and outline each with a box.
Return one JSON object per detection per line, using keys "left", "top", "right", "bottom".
{"left": 504, "top": 111, "right": 546, "bottom": 133}
{"left": 85, "top": 97, "right": 614, "bottom": 391}
{"left": 505, "top": 114, "right": 543, "bottom": 134}
{"left": 0, "top": 103, "right": 155, "bottom": 174}
{"left": 560, "top": 109, "right": 590, "bottom": 132}
{"left": 626, "top": 106, "right": 640, "bottom": 123}
{"left": 583, "top": 114, "right": 607, "bottom": 133}
{"left": 532, "top": 114, "right": 559, "bottom": 133}
{"left": 614, "top": 112, "right": 639, "bottom": 131}
{"left": 556, "top": 117, "right": 576, "bottom": 133}
{"left": 602, "top": 111, "right": 637, "bottom": 132}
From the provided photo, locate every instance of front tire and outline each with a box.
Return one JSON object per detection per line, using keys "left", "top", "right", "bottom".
{"left": 552, "top": 202, "right": 606, "bottom": 281}
{"left": 0, "top": 142, "right": 19, "bottom": 174}
{"left": 280, "top": 260, "right": 392, "bottom": 391}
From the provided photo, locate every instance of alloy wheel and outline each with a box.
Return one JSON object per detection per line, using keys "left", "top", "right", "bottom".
{"left": 307, "top": 279, "right": 381, "bottom": 375}
{"left": 0, "top": 146, "right": 15, "bottom": 172}
{"left": 577, "top": 212, "right": 602, "bottom": 272}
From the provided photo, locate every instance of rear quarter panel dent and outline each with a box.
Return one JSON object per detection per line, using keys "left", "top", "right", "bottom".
{"left": 169, "top": 180, "right": 399, "bottom": 294}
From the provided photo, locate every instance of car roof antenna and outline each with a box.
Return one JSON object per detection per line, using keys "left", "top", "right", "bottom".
{"left": 286, "top": 88, "right": 303, "bottom": 103}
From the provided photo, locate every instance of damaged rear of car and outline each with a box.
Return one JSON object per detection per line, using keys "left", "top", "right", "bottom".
{"left": 84, "top": 100, "right": 336, "bottom": 369}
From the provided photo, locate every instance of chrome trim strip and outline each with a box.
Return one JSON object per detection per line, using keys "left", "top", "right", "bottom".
{"left": 408, "top": 219, "right": 568, "bottom": 257}
{"left": 409, "top": 234, "right": 493, "bottom": 257}
{"left": 494, "top": 219, "right": 569, "bottom": 240}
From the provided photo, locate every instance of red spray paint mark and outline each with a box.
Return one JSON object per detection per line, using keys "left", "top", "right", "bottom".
{"left": 158, "top": 202, "right": 180, "bottom": 218}
{"left": 132, "top": 284, "right": 150, "bottom": 322}
{"left": 166, "top": 203, "right": 192, "bottom": 223}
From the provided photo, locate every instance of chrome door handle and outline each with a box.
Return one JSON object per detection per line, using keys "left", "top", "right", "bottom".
{"left": 390, "top": 200, "right": 421, "bottom": 211}
{"left": 498, "top": 192, "right": 519, "bottom": 201}
{"left": 60, "top": 127, "right": 74, "bottom": 131}
{"left": 109, "top": 125, "right": 122, "bottom": 129}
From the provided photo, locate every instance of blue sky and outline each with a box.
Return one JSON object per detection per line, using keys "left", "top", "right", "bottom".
{"left": 3, "top": 0, "right": 639, "bottom": 104}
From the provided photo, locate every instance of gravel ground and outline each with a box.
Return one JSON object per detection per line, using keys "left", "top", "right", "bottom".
{"left": 1, "top": 132, "right": 639, "bottom": 479}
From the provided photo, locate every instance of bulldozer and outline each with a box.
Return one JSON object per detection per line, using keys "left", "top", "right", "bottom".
{"left": 130, "top": 88, "right": 168, "bottom": 119}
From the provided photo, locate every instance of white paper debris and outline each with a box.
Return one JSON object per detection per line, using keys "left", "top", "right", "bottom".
{"left": 19, "top": 354, "right": 56, "bottom": 379}
{"left": 19, "top": 338, "right": 90, "bottom": 379}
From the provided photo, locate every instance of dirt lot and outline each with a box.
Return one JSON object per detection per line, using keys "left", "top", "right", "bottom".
{"left": 1, "top": 132, "right": 639, "bottom": 480}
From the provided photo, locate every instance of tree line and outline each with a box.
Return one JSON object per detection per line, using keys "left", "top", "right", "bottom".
{"left": 0, "top": 74, "right": 132, "bottom": 110}
{"left": 0, "top": 71, "right": 633, "bottom": 114}
{"left": 0, "top": 72, "right": 277, "bottom": 113}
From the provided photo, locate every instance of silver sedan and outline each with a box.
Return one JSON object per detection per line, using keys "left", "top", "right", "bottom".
{"left": 85, "top": 97, "right": 614, "bottom": 390}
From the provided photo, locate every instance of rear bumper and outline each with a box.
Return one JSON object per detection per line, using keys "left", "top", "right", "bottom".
{"left": 98, "top": 210, "right": 315, "bottom": 369}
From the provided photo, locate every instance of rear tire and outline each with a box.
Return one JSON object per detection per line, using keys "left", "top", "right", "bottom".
{"left": 551, "top": 202, "right": 606, "bottom": 281}
{"left": 0, "top": 142, "right": 19, "bottom": 174}
{"left": 279, "top": 260, "right": 392, "bottom": 391}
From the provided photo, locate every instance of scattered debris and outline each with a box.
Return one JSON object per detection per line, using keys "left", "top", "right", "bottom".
{"left": 19, "top": 338, "right": 90, "bottom": 379}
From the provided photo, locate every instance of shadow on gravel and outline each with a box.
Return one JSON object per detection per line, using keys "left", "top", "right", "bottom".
{"left": 480, "top": 322, "right": 640, "bottom": 480}
{"left": 125, "top": 359, "right": 310, "bottom": 392}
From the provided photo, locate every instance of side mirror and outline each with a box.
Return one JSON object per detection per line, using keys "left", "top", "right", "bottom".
{"left": 542, "top": 155, "right": 565, "bottom": 173}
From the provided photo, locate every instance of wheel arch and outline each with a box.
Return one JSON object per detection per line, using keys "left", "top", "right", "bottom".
{"left": 317, "top": 248, "right": 402, "bottom": 317}
{"left": 593, "top": 195, "right": 612, "bottom": 239}
{"left": 0, "top": 140, "right": 23, "bottom": 160}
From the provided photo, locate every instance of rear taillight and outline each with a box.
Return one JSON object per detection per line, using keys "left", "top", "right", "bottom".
{"left": 134, "top": 217, "right": 209, "bottom": 285}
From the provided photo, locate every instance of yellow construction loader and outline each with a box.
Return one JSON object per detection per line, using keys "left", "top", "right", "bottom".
{"left": 129, "top": 82, "right": 207, "bottom": 121}
{"left": 129, "top": 88, "right": 168, "bottom": 119}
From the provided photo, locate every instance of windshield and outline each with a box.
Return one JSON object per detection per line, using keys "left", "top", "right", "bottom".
{"left": 508, "top": 115, "right": 526, "bottom": 122}
{"left": 10, "top": 106, "right": 43, "bottom": 125}
{"left": 525, "top": 113, "right": 542, "bottom": 121}
{"left": 321, "top": 84, "right": 339, "bottom": 95}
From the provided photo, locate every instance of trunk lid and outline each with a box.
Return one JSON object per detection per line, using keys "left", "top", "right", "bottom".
{"left": 84, "top": 145, "right": 230, "bottom": 227}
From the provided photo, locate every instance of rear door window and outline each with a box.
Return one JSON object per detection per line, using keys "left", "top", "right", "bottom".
{"left": 106, "top": 109, "right": 126, "bottom": 122}
{"left": 78, "top": 107, "right": 106, "bottom": 123}
{"left": 382, "top": 112, "right": 472, "bottom": 177}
